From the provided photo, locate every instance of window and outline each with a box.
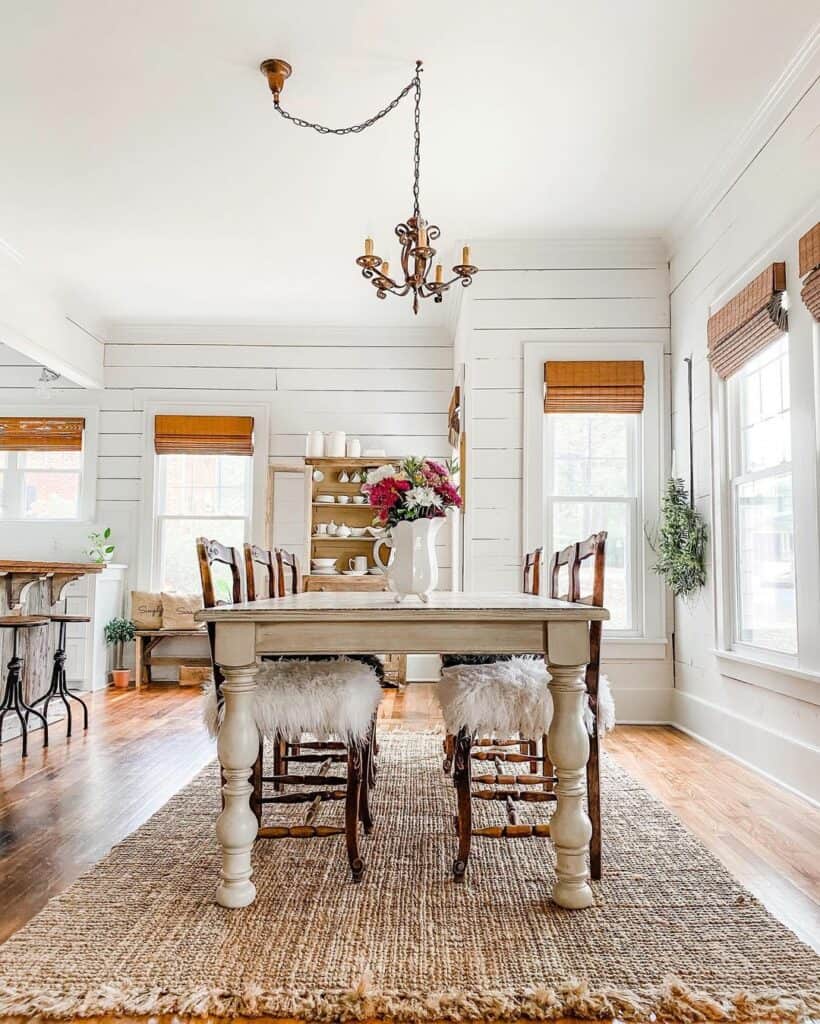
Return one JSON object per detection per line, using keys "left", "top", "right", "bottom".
{"left": 154, "top": 453, "right": 252, "bottom": 595}
{"left": 545, "top": 413, "right": 639, "bottom": 631}
{"left": 727, "top": 336, "right": 796, "bottom": 655}
{"left": 0, "top": 450, "right": 83, "bottom": 519}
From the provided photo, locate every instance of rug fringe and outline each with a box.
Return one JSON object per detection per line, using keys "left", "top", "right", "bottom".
{"left": 0, "top": 973, "right": 818, "bottom": 1023}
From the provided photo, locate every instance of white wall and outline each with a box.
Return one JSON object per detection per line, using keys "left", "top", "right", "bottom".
{"left": 455, "top": 239, "right": 673, "bottom": 722}
{"left": 1, "top": 324, "right": 453, "bottom": 682}
{"left": 668, "top": 70, "right": 820, "bottom": 802}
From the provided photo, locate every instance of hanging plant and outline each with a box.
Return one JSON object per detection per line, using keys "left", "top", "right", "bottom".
{"left": 649, "top": 478, "right": 708, "bottom": 598}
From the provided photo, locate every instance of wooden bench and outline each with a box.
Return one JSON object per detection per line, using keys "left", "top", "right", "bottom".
{"left": 134, "top": 629, "right": 210, "bottom": 689}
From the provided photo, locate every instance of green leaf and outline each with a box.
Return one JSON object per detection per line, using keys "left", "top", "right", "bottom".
{"left": 103, "top": 527, "right": 111, "bottom": 538}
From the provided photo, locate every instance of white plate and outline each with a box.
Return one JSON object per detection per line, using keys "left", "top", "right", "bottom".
{"left": 342, "top": 570, "right": 367, "bottom": 576}
{"left": 367, "top": 567, "right": 384, "bottom": 575}
{"left": 311, "top": 568, "right": 339, "bottom": 575}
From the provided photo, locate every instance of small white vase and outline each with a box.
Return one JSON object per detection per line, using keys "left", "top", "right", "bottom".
{"left": 373, "top": 517, "right": 444, "bottom": 602}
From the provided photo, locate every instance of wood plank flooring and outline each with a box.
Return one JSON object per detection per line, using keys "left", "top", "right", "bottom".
{"left": 1, "top": 683, "right": 818, "bottom": 961}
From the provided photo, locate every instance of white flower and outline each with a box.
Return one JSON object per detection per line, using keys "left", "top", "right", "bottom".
{"left": 365, "top": 464, "right": 398, "bottom": 486}
{"left": 405, "top": 486, "right": 443, "bottom": 510}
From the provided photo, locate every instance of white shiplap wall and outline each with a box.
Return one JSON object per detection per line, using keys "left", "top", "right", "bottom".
{"left": 668, "top": 68, "right": 820, "bottom": 801}
{"left": 1, "top": 324, "right": 454, "bottom": 680}
{"left": 455, "top": 240, "right": 673, "bottom": 721}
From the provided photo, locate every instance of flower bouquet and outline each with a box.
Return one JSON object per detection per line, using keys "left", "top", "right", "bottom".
{"left": 363, "top": 458, "right": 461, "bottom": 601}
{"left": 362, "top": 457, "right": 461, "bottom": 527}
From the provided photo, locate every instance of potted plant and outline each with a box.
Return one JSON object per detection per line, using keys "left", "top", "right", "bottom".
{"left": 104, "top": 617, "right": 136, "bottom": 687}
{"left": 363, "top": 457, "right": 461, "bottom": 601}
{"left": 88, "top": 527, "right": 115, "bottom": 564}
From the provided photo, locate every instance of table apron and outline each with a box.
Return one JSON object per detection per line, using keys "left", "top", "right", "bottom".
{"left": 254, "top": 619, "right": 547, "bottom": 656}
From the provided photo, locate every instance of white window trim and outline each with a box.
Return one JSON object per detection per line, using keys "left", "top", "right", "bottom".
{"left": 0, "top": 403, "right": 98, "bottom": 523}
{"left": 137, "top": 401, "right": 269, "bottom": 590}
{"left": 522, "top": 339, "right": 667, "bottom": 650}
{"left": 708, "top": 239, "right": 820, "bottom": 694}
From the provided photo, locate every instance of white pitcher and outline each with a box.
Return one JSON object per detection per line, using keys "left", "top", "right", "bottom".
{"left": 373, "top": 517, "right": 444, "bottom": 602}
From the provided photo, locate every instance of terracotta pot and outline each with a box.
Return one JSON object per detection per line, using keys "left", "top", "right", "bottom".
{"left": 111, "top": 668, "right": 131, "bottom": 688}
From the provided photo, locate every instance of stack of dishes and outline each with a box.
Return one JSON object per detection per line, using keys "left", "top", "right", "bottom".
{"left": 311, "top": 558, "right": 338, "bottom": 576}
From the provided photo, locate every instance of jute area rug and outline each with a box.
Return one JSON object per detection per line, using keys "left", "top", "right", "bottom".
{"left": 0, "top": 730, "right": 817, "bottom": 1024}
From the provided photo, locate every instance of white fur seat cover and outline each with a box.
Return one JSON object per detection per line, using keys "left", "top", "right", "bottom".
{"left": 438, "top": 656, "right": 615, "bottom": 738}
{"left": 203, "top": 657, "right": 382, "bottom": 744}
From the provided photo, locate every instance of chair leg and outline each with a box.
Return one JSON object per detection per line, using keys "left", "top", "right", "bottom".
{"left": 452, "top": 727, "right": 472, "bottom": 881}
{"left": 345, "top": 742, "right": 365, "bottom": 882}
{"left": 587, "top": 727, "right": 601, "bottom": 880}
{"left": 273, "top": 738, "right": 284, "bottom": 791}
{"left": 358, "top": 736, "right": 374, "bottom": 835}
{"left": 542, "top": 733, "right": 555, "bottom": 792}
{"left": 250, "top": 741, "right": 263, "bottom": 826}
{"left": 442, "top": 732, "right": 454, "bottom": 774}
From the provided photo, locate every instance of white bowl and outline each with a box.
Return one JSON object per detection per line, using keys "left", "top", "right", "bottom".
{"left": 311, "top": 558, "right": 337, "bottom": 568}
{"left": 350, "top": 527, "right": 367, "bottom": 537}
{"left": 352, "top": 495, "right": 366, "bottom": 504}
{"left": 336, "top": 494, "right": 350, "bottom": 504}
{"left": 316, "top": 494, "right": 335, "bottom": 503}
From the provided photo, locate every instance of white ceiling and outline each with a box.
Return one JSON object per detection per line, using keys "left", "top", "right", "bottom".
{"left": 0, "top": 0, "right": 817, "bottom": 328}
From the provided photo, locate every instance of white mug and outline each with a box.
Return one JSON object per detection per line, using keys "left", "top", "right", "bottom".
{"left": 349, "top": 556, "right": 368, "bottom": 572}
{"left": 337, "top": 494, "right": 350, "bottom": 504}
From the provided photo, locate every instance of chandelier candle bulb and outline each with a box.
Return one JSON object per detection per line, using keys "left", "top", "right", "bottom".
{"left": 381, "top": 262, "right": 390, "bottom": 278}
{"left": 418, "top": 225, "right": 427, "bottom": 247}
{"left": 365, "top": 237, "right": 374, "bottom": 257}
{"left": 462, "top": 245, "right": 471, "bottom": 266}
{"left": 435, "top": 264, "right": 443, "bottom": 283}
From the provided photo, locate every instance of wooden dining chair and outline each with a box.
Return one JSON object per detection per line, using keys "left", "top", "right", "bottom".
{"left": 198, "top": 538, "right": 382, "bottom": 881}
{"left": 439, "top": 535, "right": 614, "bottom": 882}
{"left": 244, "top": 543, "right": 278, "bottom": 602}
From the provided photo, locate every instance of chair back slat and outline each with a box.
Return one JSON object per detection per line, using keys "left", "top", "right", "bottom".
{"left": 244, "top": 544, "right": 278, "bottom": 602}
{"left": 548, "top": 542, "right": 576, "bottom": 602}
{"left": 522, "top": 547, "right": 543, "bottom": 595}
{"left": 275, "top": 548, "right": 302, "bottom": 596}
{"left": 196, "top": 537, "right": 243, "bottom": 609}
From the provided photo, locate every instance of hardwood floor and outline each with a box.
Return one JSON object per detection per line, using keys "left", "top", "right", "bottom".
{"left": 1, "top": 682, "right": 818, "bottom": 958}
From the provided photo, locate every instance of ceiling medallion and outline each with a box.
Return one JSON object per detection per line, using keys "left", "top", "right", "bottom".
{"left": 261, "top": 58, "right": 478, "bottom": 315}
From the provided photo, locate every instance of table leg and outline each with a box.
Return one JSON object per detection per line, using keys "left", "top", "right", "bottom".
{"left": 545, "top": 620, "right": 593, "bottom": 909}
{"left": 215, "top": 660, "right": 259, "bottom": 908}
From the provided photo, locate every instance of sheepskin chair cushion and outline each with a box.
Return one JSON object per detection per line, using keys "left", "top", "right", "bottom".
{"left": 438, "top": 656, "right": 616, "bottom": 739}
{"left": 203, "top": 656, "right": 382, "bottom": 745}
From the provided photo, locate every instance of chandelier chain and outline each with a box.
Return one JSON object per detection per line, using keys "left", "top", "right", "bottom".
{"left": 412, "top": 68, "right": 421, "bottom": 219}
{"left": 273, "top": 64, "right": 421, "bottom": 137}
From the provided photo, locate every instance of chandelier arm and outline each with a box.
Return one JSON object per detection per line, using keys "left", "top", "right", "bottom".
{"left": 273, "top": 64, "right": 422, "bottom": 137}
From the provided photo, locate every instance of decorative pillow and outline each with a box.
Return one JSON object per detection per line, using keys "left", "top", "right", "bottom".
{"left": 130, "top": 590, "right": 163, "bottom": 630}
{"left": 161, "top": 592, "right": 205, "bottom": 631}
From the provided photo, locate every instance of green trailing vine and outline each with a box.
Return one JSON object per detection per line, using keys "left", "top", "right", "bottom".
{"left": 650, "top": 478, "right": 708, "bottom": 598}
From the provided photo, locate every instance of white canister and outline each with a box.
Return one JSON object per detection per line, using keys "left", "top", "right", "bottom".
{"left": 306, "top": 431, "right": 325, "bottom": 458}
{"left": 346, "top": 437, "right": 362, "bottom": 458}
{"left": 326, "top": 430, "right": 346, "bottom": 458}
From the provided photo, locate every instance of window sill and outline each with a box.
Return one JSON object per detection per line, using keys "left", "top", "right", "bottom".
{"left": 710, "top": 649, "right": 820, "bottom": 707}
{"left": 602, "top": 637, "right": 668, "bottom": 661}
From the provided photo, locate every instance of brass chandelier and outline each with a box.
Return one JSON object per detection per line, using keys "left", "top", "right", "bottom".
{"left": 261, "top": 58, "right": 478, "bottom": 315}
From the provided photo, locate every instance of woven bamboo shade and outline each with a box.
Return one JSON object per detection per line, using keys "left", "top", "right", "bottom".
{"left": 0, "top": 417, "right": 85, "bottom": 451}
{"left": 544, "top": 361, "right": 644, "bottom": 414}
{"left": 707, "top": 263, "right": 787, "bottom": 379}
{"left": 154, "top": 415, "right": 254, "bottom": 455}
{"left": 798, "top": 223, "right": 820, "bottom": 322}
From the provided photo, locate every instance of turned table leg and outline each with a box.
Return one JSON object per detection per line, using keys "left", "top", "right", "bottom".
{"left": 545, "top": 620, "right": 593, "bottom": 910}
{"left": 215, "top": 658, "right": 259, "bottom": 908}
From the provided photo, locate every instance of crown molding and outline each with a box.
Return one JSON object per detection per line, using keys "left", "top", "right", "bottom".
{"left": 664, "top": 19, "right": 820, "bottom": 255}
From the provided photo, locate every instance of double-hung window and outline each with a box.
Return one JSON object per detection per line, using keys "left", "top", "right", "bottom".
{"left": 152, "top": 415, "right": 254, "bottom": 596}
{"left": 726, "top": 337, "right": 796, "bottom": 655}
{"left": 545, "top": 412, "right": 640, "bottom": 632}
{"left": 0, "top": 417, "right": 85, "bottom": 520}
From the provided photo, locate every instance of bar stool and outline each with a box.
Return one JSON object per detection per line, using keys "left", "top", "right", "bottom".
{"left": 0, "top": 616, "right": 50, "bottom": 757}
{"left": 28, "top": 614, "right": 90, "bottom": 737}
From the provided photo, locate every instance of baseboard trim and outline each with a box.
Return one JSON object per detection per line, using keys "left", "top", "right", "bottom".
{"left": 672, "top": 690, "right": 820, "bottom": 807}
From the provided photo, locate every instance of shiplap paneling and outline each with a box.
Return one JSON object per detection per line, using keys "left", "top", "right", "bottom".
{"left": 106, "top": 344, "right": 451, "bottom": 370}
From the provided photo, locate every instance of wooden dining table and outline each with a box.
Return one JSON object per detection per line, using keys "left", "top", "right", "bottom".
{"left": 197, "top": 591, "right": 609, "bottom": 912}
